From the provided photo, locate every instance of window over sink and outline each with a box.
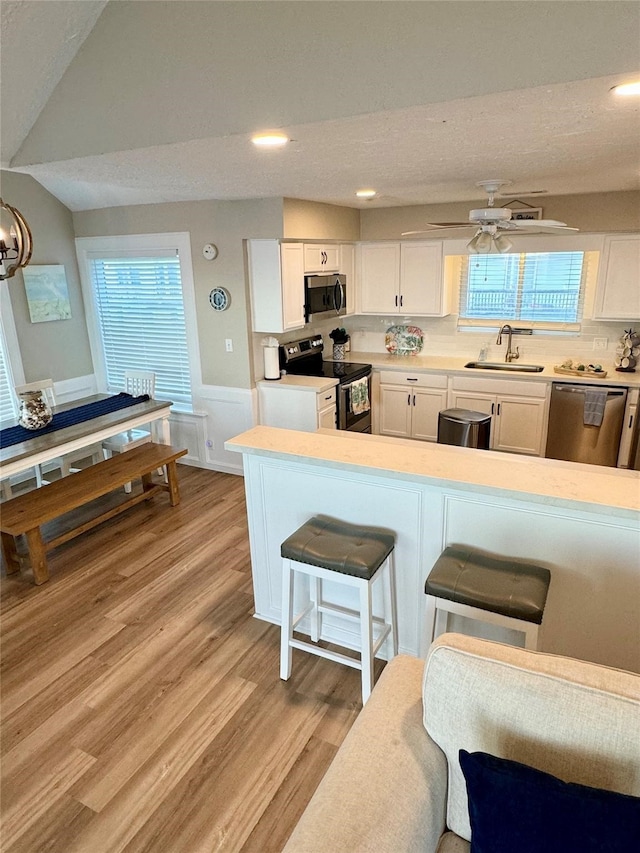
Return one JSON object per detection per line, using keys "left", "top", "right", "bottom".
{"left": 458, "top": 251, "right": 592, "bottom": 331}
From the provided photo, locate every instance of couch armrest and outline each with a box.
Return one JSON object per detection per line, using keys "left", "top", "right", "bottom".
{"left": 283, "top": 655, "right": 447, "bottom": 853}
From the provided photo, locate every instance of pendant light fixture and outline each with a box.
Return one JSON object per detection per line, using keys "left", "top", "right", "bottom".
{"left": 0, "top": 198, "right": 33, "bottom": 281}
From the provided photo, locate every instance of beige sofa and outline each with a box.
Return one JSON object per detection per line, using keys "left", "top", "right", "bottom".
{"left": 283, "top": 633, "right": 640, "bottom": 853}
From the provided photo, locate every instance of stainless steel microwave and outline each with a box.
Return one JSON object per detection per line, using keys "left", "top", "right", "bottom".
{"left": 304, "top": 274, "right": 347, "bottom": 323}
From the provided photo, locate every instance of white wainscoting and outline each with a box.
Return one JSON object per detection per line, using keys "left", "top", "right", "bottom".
{"left": 52, "top": 376, "right": 257, "bottom": 475}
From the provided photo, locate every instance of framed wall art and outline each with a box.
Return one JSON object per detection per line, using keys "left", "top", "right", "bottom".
{"left": 23, "top": 264, "right": 72, "bottom": 322}
{"left": 509, "top": 208, "right": 543, "bottom": 221}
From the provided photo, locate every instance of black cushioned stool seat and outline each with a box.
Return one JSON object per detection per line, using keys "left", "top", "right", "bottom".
{"left": 424, "top": 546, "right": 551, "bottom": 651}
{"left": 280, "top": 516, "right": 398, "bottom": 704}
{"left": 281, "top": 516, "right": 395, "bottom": 580}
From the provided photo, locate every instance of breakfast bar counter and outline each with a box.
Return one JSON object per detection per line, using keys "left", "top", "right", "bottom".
{"left": 226, "top": 427, "right": 640, "bottom": 672}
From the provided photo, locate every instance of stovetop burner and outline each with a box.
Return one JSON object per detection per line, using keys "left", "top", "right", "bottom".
{"left": 279, "top": 335, "right": 371, "bottom": 385}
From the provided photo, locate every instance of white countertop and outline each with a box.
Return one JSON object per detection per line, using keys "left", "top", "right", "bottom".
{"left": 257, "top": 376, "right": 338, "bottom": 393}
{"left": 226, "top": 425, "right": 640, "bottom": 519}
{"left": 343, "top": 351, "right": 640, "bottom": 388}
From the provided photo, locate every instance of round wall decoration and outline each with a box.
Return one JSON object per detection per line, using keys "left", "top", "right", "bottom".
{"left": 209, "top": 286, "right": 231, "bottom": 311}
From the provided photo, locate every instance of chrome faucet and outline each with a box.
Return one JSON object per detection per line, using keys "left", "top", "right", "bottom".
{"left": 496, "top": 324, "right": 519, "bottom": 362}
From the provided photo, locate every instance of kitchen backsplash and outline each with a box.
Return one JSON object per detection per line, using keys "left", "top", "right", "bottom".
{"left": 309, "top": 313, "right": 640, "bottom": 366}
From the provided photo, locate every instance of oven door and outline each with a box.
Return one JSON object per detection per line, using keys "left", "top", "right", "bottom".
{"left": 338, "top": 373, "right": 372, "bottom": 432}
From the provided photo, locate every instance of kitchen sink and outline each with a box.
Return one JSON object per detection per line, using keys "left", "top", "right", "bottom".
{"left": 465, "top": 362, "right": 545, "bottom": 373}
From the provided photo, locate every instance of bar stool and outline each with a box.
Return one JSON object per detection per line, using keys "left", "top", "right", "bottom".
{"left": 280, "top": 516, "right": 398, "bottom": 704}
{"left": 424, "top": 546, "right": 551, "bottom": 651}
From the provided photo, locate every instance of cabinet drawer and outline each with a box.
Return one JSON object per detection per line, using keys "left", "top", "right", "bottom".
{"left": 451, "top": 375, "right": 547, "bottom": 398}
{"left": 378, "top": 370, "right": 448, "bottom": 389}
{"left": 316, "top": 387, "right": 337, "bottom": 410}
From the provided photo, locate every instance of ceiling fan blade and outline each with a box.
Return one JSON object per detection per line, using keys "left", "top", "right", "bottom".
{"left": 401, "top": 223, "right": 473, "bottom": 236}
{"left": 509, "top": 219, "right": 579, "bottom": 233}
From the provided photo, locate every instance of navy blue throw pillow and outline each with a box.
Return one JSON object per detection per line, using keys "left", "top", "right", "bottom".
{"left": 459, "top": 749, "right": 640, "bottom": 853}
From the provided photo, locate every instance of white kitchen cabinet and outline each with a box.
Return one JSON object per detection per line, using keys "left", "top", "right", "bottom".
{"left": 248, "top": 240, "right": 305, "bottom": 333}
{"left": 617, "top": 387, "right": 638, "bottom": 467}
{"left": 339, "top": 242, "right": 356, "bottom": 315}
{"left": 258, "top": 379, "right": 337, "bottom": 432}
{"left": 304, "top": 244, "right": 340, "bottom": 273}
{"left": 593, "top": 234, "right": 640, "bottom": 320}
{"left": 449, "top": 377, "right": 548, "bottom": 456}
{"left": 358, "top": 241, "right": 447, "bottom": 316}
{"left": 378, "top": 371, "right": 448, "bottom": 441}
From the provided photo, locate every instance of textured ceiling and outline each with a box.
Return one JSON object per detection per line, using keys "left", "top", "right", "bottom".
{"left": 1, "top": 1, "right": 639, "bottom": 211}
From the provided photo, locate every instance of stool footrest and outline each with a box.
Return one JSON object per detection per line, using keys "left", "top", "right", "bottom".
{"left": 289, "top": 640, "right": 361, "bottom": 671}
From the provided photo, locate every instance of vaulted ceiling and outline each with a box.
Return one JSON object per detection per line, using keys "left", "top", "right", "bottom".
{"left": 1, "top": 1, "right": 639, "bottom": 211}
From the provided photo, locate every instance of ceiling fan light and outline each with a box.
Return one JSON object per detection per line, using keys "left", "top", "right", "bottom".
{"left": 467, "top": 234, "right": 481, "bottom": 253}
{"left": 475, "top": 231, "right": 494, "bottom": 253}
{"left": 494, "top": 234, "right": 513, "bottom": 253}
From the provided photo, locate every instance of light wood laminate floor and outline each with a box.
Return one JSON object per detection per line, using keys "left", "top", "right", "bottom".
{"left": 1, "top": 466, "right": 376, "bottom": 852}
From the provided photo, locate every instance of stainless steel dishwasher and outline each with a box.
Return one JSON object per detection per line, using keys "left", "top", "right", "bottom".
{"left": 545, "top": 383, "right": 627, "bottom": 467}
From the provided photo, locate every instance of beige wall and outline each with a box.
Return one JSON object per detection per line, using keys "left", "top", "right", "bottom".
{"left": 283, "top": 199, "right": 360, "bottom": 240}
{"left": 360, "top": 191, "right": 640, "bottom": 240}
{"left": 0, "top": 170, "right": 93, "bottom": 382}
{"left": 73, "top": 198, "right": 284, "bottom": 389}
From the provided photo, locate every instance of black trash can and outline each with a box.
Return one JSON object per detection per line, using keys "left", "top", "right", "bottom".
{"left": 437, "top": 408, "right": 491, "bottom": 449}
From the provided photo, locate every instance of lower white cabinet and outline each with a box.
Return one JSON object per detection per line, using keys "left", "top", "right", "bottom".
{"left": 449, "top": 378, "right": 548, "bottom": 456}
{"left": 378, "top": 371, "right": 448, "bottom": 442}
{"left": 258, "top": 380, "right": 337, "bottom": 432}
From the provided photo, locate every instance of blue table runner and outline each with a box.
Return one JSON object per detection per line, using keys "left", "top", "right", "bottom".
{"left": 0, "top": 393, "right": 150, "bottom": 449}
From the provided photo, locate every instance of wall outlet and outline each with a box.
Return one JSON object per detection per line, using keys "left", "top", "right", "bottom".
{"left": 593, "top": 337, "right": 608, "bottom": 350}
{"left": 225, "top": 338, "right": 233, "bottom": 352}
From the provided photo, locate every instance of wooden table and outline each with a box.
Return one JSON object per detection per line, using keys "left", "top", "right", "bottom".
{"left": 0, "top": 394, "right": 172, "bottom": 482}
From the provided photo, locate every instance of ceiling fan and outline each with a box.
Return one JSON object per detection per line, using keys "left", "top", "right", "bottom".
{"left": 402, "top": 180, "right": 578, "bottom": 253}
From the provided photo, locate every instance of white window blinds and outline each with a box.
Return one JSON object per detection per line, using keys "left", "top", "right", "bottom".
{"left": 459, "top": 251, "right": 588, "bottom": 329}
{"left": 0, "top": 328, "right": 18, "bottom": 422}
{"left": 88, "top": 250, "right": 192, "bottom": 405}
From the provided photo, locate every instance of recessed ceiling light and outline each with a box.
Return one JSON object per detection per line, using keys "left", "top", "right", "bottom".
{"left": 611, "top": 81, "right": 640, "bottom": 96}
{"left": 356, "top": 189, "right": 376, "bottom": 198}
{"left": 251, "top": 132, "right": 289, "bottom": 147}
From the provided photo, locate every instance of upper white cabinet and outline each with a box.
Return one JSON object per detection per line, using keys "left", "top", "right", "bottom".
{"left": 248, "top": 240, "right": 305, "bottom": 333}
{"left": 304, "top": 244, "right": 340, "bottom": 273}
{"left": 358, "top": 241, "right": 448, "bottom": 316}
{"left": 339, "top": 243, "right": 356, "bottom": 315}
{"left": 593, "top": 234, "right": 640, "bottom": 320}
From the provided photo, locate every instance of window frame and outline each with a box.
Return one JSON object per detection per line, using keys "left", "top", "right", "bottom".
{"left": 0, "top": 286, "right": 26, "bottom": 420}
{"left": 444, "top": 233, "right": 606, "bottom": 334}
{"left": 459, "top": 250, "right": 588, "bottom": 329}
{"left": 75, "top": 232, "right": 201, "bottom": 411}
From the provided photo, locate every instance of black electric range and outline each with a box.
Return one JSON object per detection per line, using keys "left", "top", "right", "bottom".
{"left": 278, "top": 335, "right": 372, "bottom": 432}
{"left": 279, "top": 335, "right": 370, "bottom": 383}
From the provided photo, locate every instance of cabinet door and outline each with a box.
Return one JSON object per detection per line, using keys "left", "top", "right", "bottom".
{"left": 379, "top": 386, "right": 412, "bottom": 437}
{"left": 318, "top": 404, "right": 337, "bottom": 430}
{"left": 359, "top": 243, "right": 401, "bottom": 313}
{"left": 400, "top": 242, "right": 446, "bottom": 316}
{"left": 281, "top": 244, "right": 306, "bottom": 331}
{"left": 449, "top": 392, "right": 495, "bottom": 417}
{"left": 304, "top": 244, "right": 339, "bottom": 273}
{"left": 411, "top": 388, "right": 448, "bottom": 441}
{"left": 593, "top": 234, "right": 640, "bottom": 319}
{"left": 494, "top": 396, "right": 546, "bottom": 456}
{"left": 339, "top": 243, "right": 356, "bottom": 315}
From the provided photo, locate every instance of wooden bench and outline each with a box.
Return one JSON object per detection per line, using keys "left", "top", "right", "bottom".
{"left": 0, "top": 443, "right": 188, "bottom": 585}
